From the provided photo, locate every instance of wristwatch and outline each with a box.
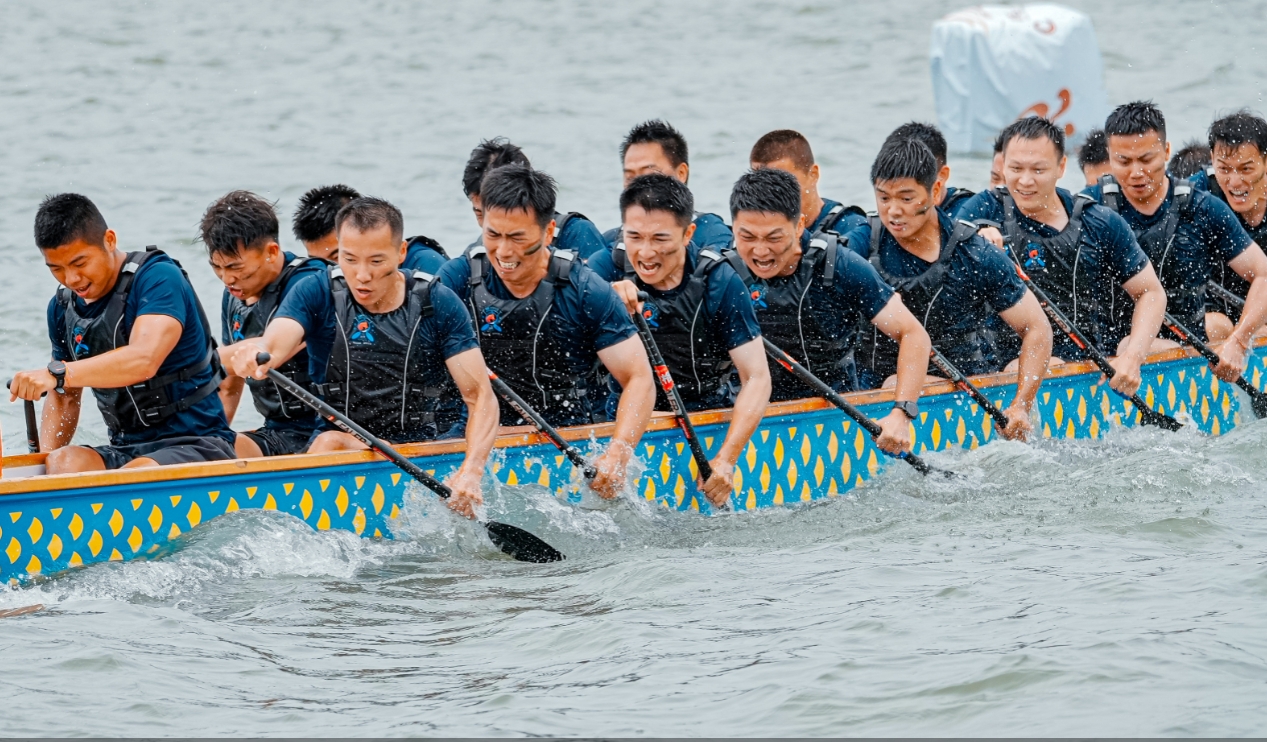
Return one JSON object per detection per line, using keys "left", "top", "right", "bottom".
{"left": 47, "top": 360, "right": 67, "bottom": 394}
{"left": 892, "top": 400, "right": 919, "bottom": 420}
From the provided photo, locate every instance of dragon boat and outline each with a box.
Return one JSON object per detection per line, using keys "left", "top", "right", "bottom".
{"left": 1, "top": 343, "right": 1265, "bottom": 583}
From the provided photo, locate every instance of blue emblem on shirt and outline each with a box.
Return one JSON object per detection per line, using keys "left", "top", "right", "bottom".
{"left": 749, "top": 285, "right": 768, "bottom": 310}
{"left": 641, "top": 300, "right": 660, "bottom": 329}
{"left": 230, "top": 313, "right": 246, "bottom": 342}
{"left": 480, "top": 306, "right": 503, "bottom": 334}
{"left": 350, "top": 314, "right": 376, "bottom": 344}
{"left": 72, "top": 326, "right": 90, "bottom": 356}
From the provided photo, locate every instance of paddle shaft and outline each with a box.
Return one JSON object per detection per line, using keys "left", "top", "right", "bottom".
{"left": 926, "top": 348, "right": 1012, "bottom": 430}
{"left": 629, "top": 296, "right": 714, "bottom": 482}
{"left": 762, "top": 338, "right": 944, "bottom": 477}
{"left": 254, "top": 353, "right": 564, "bottom": 563}
{"left": 1162, "top": 314, "right": 1267, "bottom": 418}
{"left": 1013, "top": 265, "right": 1183, "bottom": 431}
{"left": 488, "top": 372, "right": 596, "bottom": 479}
{"left": 23, "top": 400, "right": 38, "bottom": 453}
{"left": 1208, "top": 280, "right": 1246, "bottom": 309}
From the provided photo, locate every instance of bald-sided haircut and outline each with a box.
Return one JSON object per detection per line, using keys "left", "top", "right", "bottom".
{"left": 750, "top": 129, "right": 815, "bottom": 172}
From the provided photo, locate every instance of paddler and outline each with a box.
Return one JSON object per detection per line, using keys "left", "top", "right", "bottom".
{"left": 292, "top": 184, "right": 360, "bottom": 260}
{"left": 957, "top": 117, "right": 1168, "bottom": 397}
{"left": 721, "top": 167, "right": 933, "bottom": 455}
{"left": 1169, "top": 141, "right": 1211, "bottom": 180}
{"left": 200, "top": 191, "right": 328, "bottom": 458}
{"left": 852, "top": 138, "right": 1053, "bottom": 441}
{"left": 882, "top": 122, "right": 977, "bottom": 218}
{"left": 463, "top": 138, "right": 607, "bottom": 259}
{"left": 437, "top": 163, "right": 656, "bottom": 499}
{"left": 749, "top": 129, "right": 868, "bottom": 251}
{"left": 587, "top": 174, "right": 770, "bottom": 505}
{"left": 1078, "top": 129, "right": 1112, "bottom": 187}
{"left": 1085, "top": 101, "right": 1267, "bottom": 381}
{"left": 10, "top": 194, "right": 236, "bottom": 473}
{"left": 601, "top": 120, "right": 733, "bottom": 251}
{"left": 1190, "top": 111, "right": 1267, "bottom": 330}
{"left": 228, "top": 196, "right": 497, "bottom": 517}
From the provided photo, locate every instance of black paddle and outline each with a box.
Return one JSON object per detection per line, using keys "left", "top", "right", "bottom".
{"left": 5, "top": 380, "right": 43, "bottom": 453}
{"left": 255, "top": 353, "right": 564, "bottom": 563}
{"left": 630, "top": 293, "right": 715, "bottom": 482}
{"left": 1161, "top": 315, "right": 1267, "bottom": 419}
{"left": 1208, "top": 280, "right": 1246, "bottom": 310}
{"left": 1013, "top": 264, "right": 1183, "bottom": 431}
{"left": 487, "top": 371, "right": 597, "bottom": 479}
{"left": 763, "top": 339, "right": 951, "bottom": 478}
{"left": 926, "top": 348, "right": 1012, "bottom": 431}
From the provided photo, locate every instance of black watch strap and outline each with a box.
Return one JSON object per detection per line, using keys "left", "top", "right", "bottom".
{"left": 893, "top": 400, "right": 919, "bottom": 420}
{"left": 47, "top": 360, "right": 67, "bottom": 393}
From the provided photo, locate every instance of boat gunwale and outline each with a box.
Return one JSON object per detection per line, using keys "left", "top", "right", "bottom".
{"left": 0, "top": 342, "right": 1240, "bottom": 496}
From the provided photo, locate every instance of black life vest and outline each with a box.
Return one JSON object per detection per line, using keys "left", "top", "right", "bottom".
{"left": 611, "top": 244, "right": 733, "bottom": 406}
{"left": 1099, "top": 173, "right": 1203, "bottom": 331}
{"left": 941, "top": 187, "right": 977, "bottom": 215}
{"left": 724, "top": 232, "right": 857, "bottom": 400}
{"left": 809, "top": 203, "right": 866, "bottom": 242}
{"left": 465, "top": 246, "right": 595, "bottom": 426}
{"left": 1201, "top": 166, "right": 1261, "bottom": 322}
{"left": 864, "top": 215, "right": 990, "bottom": 375}
{"left": 224, "top": 256, "right": 326, "bottom": 424}
{"left": 317, "top": 268, "right": 444, "bottom": 442}
{"left": 60, "top": 246, "right": 224, "bottom": 436}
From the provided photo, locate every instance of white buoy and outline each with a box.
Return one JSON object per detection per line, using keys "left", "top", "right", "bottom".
{"left": 930, "top": 4, "right": 1110, "bottom": 154}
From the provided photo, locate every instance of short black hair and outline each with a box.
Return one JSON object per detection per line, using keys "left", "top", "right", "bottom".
{"left": 620, "top": 173, "right": 694, "bottom": 229}
{"left": 293, "top": 184, "right": 360, "bottom": 244}
{"left": 478, "top": 164, "right": 557, "bottom": 229}
{"left": 998, "top": 116, "right": 1066, "bottom": 160}
{"left": 1209, "top": 110, "right": 1267, "bottom": 159}
{"left": 885, "top": 121, "right": 948, "bottom": 168}
{"left": 1105, "top": 100, "right": 1167, "bottom": 142}
{"left": 729, "top": 168, "right": 800, "bottom": 222}
{"left": 992, "top": 130, "right": 1005, "bottom": 155}
{"left": 621, "top": 120, "right": 689, "bottom": 170}
{"left": 200, "top": 191, "right": 279, "bottom": 257}
{"left": 335, "top": 196, "right": 404, "bottom": 243}
{"left": 750, "top": 129, "right": 815, "bottom": 171}
{"left": 871, "top": 138, "right": 938, "bottom": 191}
{"left": 1170, "top": 140, "right": 1212, "bottom": 179}
{"left": 1078, "top": 128, "right": 1109, "bottom": 168}
{"left": 463, "top": 138, "right": 530, "bottom": 198}
{"left": 35, "top": 193, "right": 108, "bottom": 250}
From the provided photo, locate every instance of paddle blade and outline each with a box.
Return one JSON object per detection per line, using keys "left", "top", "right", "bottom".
{"left": 483, "top": 520, "right": 565, "bottom": 563}
{"left": 1251, "top": 388, "right": 1267, "bottom": 420}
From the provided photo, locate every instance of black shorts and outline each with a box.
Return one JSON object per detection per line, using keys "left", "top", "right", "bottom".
{"left": 90, "top": 435, "right": 237, "bottom": 470}
{"left": 241, "top": 427, "right": 313, "bottom": 457}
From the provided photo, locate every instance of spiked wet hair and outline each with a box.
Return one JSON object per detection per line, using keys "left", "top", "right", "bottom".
{"left": 621, "top": 120, "right": 689, "bottom": 169}
{"left": 729, "top": 168, "right": 800, "bottom": 222}
{"left": 463, "top": 138, "right": 530, "bottom": 198}
{"left": 885, "top": 121, "right": 949, "bottom": 169}
{"left": 293, "top": 184, "right": 360, "bottom": 244}
{"left": 1078, "top": 128, "right": 1109, "bottom": 169}
{"left": 334, "top": 196, "right": 404, "bottom": 243}
{"left": 871, "top": 138, "right": 938, "bottom": 191}
{"left": 34, "top": 193, "right": 108, "bottom": 250}
{"left": 1208, "top": 111, "right": 1267, "bottom": 159}
{"left": 998, "top": 116, "right": 1066, "bottom": 159}
{"left": 478, "top": 164, "right": 557, "bottom": 229}
{"left": 200, "top": 191, "right": 279, "bottom": 257}
{"left": 620, "top": 173, "right": 694, "bottom": 228}
{"left": 750, "top": 129, "right": 815, "bottom": 172}
{"left": 1170, "top": 140, "right": 1212, "bottom": 179}
{"left": 1105, "top": 100, "right": 1167, "bottom": 142}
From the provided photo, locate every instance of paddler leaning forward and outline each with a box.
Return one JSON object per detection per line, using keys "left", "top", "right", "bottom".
{"left": 436, "top": 163, "right": 656, "bottom": 500}
{"left": 851, "top": 138, "right": 1054, "bottom": 441}
{"left": 229, "top": 197, "right": 498, "bottom": 518}
{"left": 200, "top": 190, "right": 328, "bottom": 458}
{"left": 10, "top": 194, "right": 237, "bottom": 473}
{"left": 720, "top": 167, "right": 934, "bottom": 456}
{"left": 588, "top": 173, "right": 771, "bottom": 507}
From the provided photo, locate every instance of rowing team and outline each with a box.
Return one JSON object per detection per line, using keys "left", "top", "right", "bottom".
{"left": 8, "top": 100, "right": 1267, "bottom": 517}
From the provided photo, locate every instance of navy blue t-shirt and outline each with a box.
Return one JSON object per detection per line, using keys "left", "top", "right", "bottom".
{"left": 275, "top": 271, "right": 478, "bottom": 389}
{"left": 437, "top": 252, "right": 638, "bottom": 381}
{"left": 852, "top": 213, "right": 1028, "bottom": 375}
{"left": 802, "top": 199, "right": 868, "bottom": 251}
{"left": 401, "top": 240, "right": 448, "bottom": 275}
{"left": 957, "top": 187, "right": 1149, "bottom": 358}
{"left": 220, "top": 252, "right": 325, "bottom": 432}
{"left": 602, "top": 212, "right": 734, "bottom": 252}
{"left": 49, "top": 250, "right": 232, "bottom": 446}
{"left": 1083, "top": 176, "right": 1253, "bottom": 336}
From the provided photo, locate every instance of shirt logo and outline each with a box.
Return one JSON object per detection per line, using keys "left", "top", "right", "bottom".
{"left": 480, "top": 306, "right": 504, "bottom": 334}
{"left": 350, "top": 314, "right": 376, "bottom": 344}
{"left": 749, "top": 285, "right": 768, "bottom": 310}
{"left": 72, "top": 326, "right": 90, "bottom": 356}
{"left": 641, "top": 301, "right": 661, "bottom": 329}
{"left": 1023, "top": 242, "right": 1047, "bottom": 272}
{"left": 230, "top": 314, "right": 246, "bottom": 342}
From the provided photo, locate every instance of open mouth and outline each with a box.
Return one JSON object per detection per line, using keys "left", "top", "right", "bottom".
{"left": 635, "top": 260, "right": 661, "bottom": 274}
{"left": 752, "top": 257, "right": 778, "bottom": 272}
{"left": 1229, "top": 188, "right": 1251, "bottom": 203}
{"left": 496, "top": 259, "right": 520, "bottom": 270}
